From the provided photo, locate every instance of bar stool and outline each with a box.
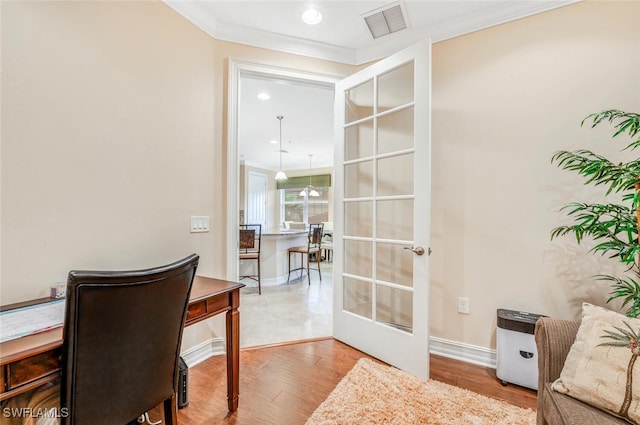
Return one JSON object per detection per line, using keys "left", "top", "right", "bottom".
{"left": 239, "top": 224, "right": 261, "bottom": 294}
{"left": 287, "top": 223, "right": 323, "bottom": 285}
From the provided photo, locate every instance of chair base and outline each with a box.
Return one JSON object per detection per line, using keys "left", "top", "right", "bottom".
{"left": 287, "top": 266, "right": 308, "bottom": 283}
{"left": 322, "top": 248, "right": 333, "bottom": 262}
{"left": 287, "top": 251, "right": 321, "bottom": 286}
{"left": 239, "top": 275, "right": 261, "bottom": 294}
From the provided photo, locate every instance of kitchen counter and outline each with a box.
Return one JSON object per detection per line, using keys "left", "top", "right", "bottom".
{"left": 239, "top": 229, "right": 308, "bottom": 286}
{"left": 262, "top": 229, "right": 307, "bottom": 237}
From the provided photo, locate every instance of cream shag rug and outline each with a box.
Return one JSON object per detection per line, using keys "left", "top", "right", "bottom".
{"left": 305, "top": 358, "right": 536, "bottom": 425}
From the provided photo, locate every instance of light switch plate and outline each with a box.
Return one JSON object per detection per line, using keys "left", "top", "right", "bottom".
{"left": 190, "top": 216, "right": 210, "bottom": 233}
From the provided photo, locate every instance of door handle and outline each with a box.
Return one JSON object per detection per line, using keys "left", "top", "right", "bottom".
{"left": 404, "top": 246, "right": 425, "bottom": 256}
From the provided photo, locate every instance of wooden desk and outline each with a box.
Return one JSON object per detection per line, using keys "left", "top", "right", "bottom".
{"left": 0, "top": 276, "right": 245, "bottom": 412}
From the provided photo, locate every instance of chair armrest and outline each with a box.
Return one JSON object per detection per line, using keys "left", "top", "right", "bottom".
{"left": 535, "top": 317, "right": 580, "bottom": 386}
{"left": 535, "top": 317, "right": 579, "bottom": 425}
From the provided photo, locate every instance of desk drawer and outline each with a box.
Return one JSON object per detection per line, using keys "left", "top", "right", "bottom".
{"left": 7, "top": 349, "right": 60, "bottom": 390}
{"left": 207, "top": 294, "right": 230, "bottom": 315}
{"left": 187, "top": 300, "right": 207, "bottom": 323}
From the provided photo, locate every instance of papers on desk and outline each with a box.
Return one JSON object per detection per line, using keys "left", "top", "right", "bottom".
{"left": 0, "top": 299, "right": 65, "bottom": 343}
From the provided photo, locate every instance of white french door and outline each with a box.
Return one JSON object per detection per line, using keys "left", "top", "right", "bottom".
{"left": 333, "top": 40, "right": 431, "bottom": 379}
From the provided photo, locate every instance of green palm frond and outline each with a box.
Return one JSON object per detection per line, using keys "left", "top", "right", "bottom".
{"left": 598, "top": 274, "right": 640, "bottom": 318}
{"left": 552, "top": 110, "right": 640, "bottom": 318}
{"left": 583, "top": 110, "right": 640, "bottom": 151}
{"left": 551, "top": 203, "right": 639, "bottom": 264}
{"left": 550, "top": 150, "right": 640, "bottom": 196}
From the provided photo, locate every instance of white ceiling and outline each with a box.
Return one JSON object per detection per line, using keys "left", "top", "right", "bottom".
{"left": 165, "top": 0, "right": 576, "bottom": 171}
{"left": 165, "top": 0, "right": 576, "bottom": 65}
{"left": 239, "top": 74, "right": 335, "bottom": 171}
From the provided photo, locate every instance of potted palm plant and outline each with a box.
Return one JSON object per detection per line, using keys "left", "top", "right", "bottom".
{"left": 551, "top": 110, "right": 640, "bottom": 318}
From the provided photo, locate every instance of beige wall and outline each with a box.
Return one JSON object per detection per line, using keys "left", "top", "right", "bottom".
{"left": 1, "top": 0, "right": 220, "bottom": 303}
{"left": 430, "top": 0, "right": 640, "bottom": 349}
{"left": 0, "top": 1, "right": 357, "bottom": 350}
{"left": 2, "top": 0, "right": 638, "bottom": 357}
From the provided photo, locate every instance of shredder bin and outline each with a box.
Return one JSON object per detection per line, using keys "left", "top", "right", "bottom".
{"left": 496, "top": 308, "right": 544, "bottom": 390}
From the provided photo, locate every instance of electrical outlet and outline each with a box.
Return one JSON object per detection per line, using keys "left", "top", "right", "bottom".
{"left": 458, "top": 297, "right": 470, "bottom": 314}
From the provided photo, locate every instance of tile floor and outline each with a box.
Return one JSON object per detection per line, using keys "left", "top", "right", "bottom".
{"left": 239, "top": 261, "right": 333, "bottom": 347}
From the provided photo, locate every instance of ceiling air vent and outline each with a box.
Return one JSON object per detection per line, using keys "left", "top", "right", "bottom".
{"left": 363, "top": 4, "right": 407, "bottom": 39}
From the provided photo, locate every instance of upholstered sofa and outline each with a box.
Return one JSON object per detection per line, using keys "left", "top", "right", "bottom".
{"left": 534, "top": 317, "right": 629, "bottom": 425}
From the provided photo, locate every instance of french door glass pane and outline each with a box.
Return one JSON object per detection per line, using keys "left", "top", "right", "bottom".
{"left": 344, "top": 201, "right": 372, "bottom": 238}
{"left": 378, "top": 108, "right": 414, "bottom": 155}
{"left": 344, "top": 278, "right": 372, "bottom": 319}
{"left": 378, "top": 62, "right": 414, "bottom": 113}
{"left": 377, "top": 153, "right": 414, "bottom": 197}
{"left": 344, "top": 161, "right": 373, "bottom": 198}
{"left": 345, "top": 121, "right": 374, "bottom": 161}
{"left": 345, "top": 80, "right": 374, "bottom": 123}
{"left": 377, "top": 199, "right": 413, "bottom": 241}
{"left": 376, "top": 242, "right": 413, "bottom": 287}
{"left": 344, "top": 239, "right": 372, "bottom": 279}
{"left": 376, "top": 284, "right": 413, "bottom": 333}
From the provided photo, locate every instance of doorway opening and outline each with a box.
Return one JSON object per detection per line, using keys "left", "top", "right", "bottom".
{"left": 227, "top": 61, "right": 341, "bottom": 347}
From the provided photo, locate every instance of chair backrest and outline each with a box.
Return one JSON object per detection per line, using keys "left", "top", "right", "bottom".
{"left": 321, "top": 221, "right": 333, "bottom": 244}
{"left": 239, "top": 224, "right": 261, "bottom": 254}
{"left": 308, "top": 223, "right": 324, "bottom": 250}
{"left": 61, "top": 254, "right": 199, "bottom": 425}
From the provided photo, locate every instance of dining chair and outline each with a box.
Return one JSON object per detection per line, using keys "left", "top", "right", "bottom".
{"left": 320, "top": 221, "right": 333, "bottom": 262}
{"left": 5, "top": 254, "right": 199, "bottom": 425}
{"left": 239, "top": 224, "right": 261, "bottom": 294}
{"left": 287, "top": 223, "right": 324, "bottom": 285}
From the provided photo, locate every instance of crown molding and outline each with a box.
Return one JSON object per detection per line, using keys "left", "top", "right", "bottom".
{"left": 214, "top": 20, "right": 359, "bottom": 65}
{"left": 164, "top": 1, "right": 580, "bottom": 66}
{"left": 164, "top": 0, "right": 359, "bottom": 64}
{"left": 429, "top": 0, "right": 580, "bottom": 44}
{"left": 164, "top": 0, "right": 218, "bottom": 38}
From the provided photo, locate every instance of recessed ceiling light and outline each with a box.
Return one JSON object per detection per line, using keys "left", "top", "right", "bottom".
{"left": 302, "top": 8, "right": 322, "bottom": 25}
{"left": 257, "top": 92, "right": 270, "bottom": 100}
{"left": 269, "top": 139, "right": 278, "bottom": 144}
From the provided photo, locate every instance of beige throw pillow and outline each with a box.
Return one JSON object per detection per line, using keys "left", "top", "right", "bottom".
{"left": 552, "top": 303, "right": 640, "bottom": 424}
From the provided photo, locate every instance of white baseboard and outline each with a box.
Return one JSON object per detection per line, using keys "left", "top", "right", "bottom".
{"left": 429, "top": 336, "right": 496, "bottom": 369}
{"left": 239, "top": 275, "right": 290, "bottom": 287}
{"left": 259, "top": 275, "right": 290, "bottom": 286}
{"left": 180, "top": 335, "right": 497, "bottom": 370}
{"left": 180, "top": 337, "right": 226, "bottom": 368}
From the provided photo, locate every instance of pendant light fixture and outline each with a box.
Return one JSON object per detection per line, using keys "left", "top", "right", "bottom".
{"left": 275, "top": 115, "right": 287, "bottom": 181}
{"left": 300, "top": 153, "right": 320, "bottom": 197}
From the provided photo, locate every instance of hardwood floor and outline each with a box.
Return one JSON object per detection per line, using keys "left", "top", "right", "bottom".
{"left": 172, "top": 338, "right": 537, "bottom": 425}
{"left": 429, "top": 351, "right": 537, "bottom": 411}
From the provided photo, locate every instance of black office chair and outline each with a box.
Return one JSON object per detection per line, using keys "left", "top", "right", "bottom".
{"left": 5, "top": 254, "right": 199, "bottom": 425}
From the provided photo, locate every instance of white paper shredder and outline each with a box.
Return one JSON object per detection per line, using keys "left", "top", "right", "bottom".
{"left": 496, "top": 308, "right": 544, "bottom": 390}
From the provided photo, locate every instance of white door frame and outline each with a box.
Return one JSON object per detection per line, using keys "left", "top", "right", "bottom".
{"left": 226, "top": 60, "right": 343, "bottom": 280}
